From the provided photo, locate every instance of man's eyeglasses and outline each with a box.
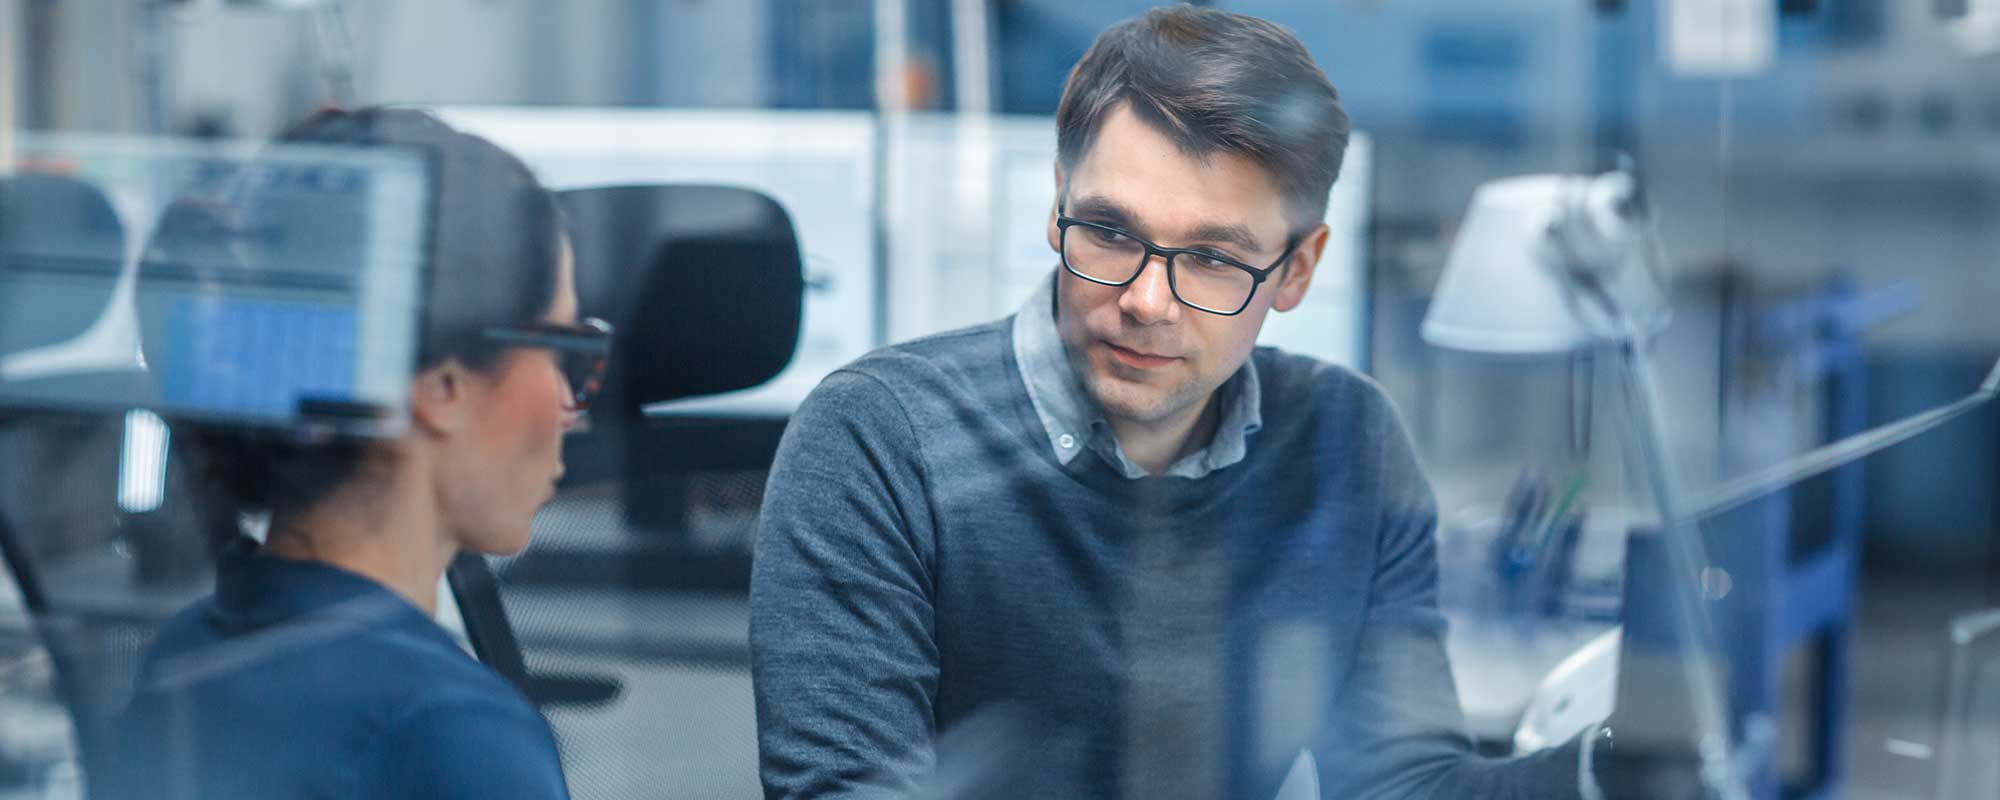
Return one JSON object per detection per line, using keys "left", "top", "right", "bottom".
{"left": 1055, "top": 210, "right": 1301, "bottom": 316}
{"left": 483, "top": 317, "right": 613, "bottom": 411}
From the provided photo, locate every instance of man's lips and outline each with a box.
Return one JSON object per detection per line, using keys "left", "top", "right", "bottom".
{"left": 1104, "top": 341, "right": 1179, "bottom": 370}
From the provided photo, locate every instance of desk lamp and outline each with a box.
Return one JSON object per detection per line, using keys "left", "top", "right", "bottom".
{"left": 1422, "top": 170, "right": 2000, "bottom": 799}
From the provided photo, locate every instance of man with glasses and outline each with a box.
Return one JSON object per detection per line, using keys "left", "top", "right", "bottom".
{"left": 752, "top": 7, "right": 1604, "bottom": 799}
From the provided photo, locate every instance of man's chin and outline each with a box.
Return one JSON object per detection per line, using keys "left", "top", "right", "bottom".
{"left": 1085, "top": 375, "right": 1182, "bottom": 426}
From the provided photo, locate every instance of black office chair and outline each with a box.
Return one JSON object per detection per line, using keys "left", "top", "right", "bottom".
{"left": 0, "top": 174, "right": 127, "bottom": 359}
{"left": 448, "top": 184, "right": 804, "bottom": 799}
{"left": 0, "top": 173, "right": 216, "bottom": 796}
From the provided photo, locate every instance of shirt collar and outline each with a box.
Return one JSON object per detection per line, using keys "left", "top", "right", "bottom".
{"left": 209, "top": 537, "right": 453, "bottom": 649}
{"left": 1011, "top": 271, "right": 1263, "bottom": 480}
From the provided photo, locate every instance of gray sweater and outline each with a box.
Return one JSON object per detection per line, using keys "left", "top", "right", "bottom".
{"left": 749, "top": 315, "right": 1583, "bottom": 799}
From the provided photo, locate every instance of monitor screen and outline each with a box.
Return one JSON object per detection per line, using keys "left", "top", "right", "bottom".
{"left": 0, "top": 135, "right": 431, "bottom": 436}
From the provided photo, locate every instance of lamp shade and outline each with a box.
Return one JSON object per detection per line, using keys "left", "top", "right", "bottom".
{"left": 1422, "top": 175, "right": 1594, "bottom": 355}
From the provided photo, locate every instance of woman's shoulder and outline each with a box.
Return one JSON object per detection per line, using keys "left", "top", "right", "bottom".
{"left": 353, "top": 616, "right": 537, "bottom": 711}
{"left": 357, "top": 638, "right": 568, "bottom": 797}
{"left": 113, "top": 597, "right": 564, "bottom": 799}
{"left": 323, "top": 623, "right": 566, "bottom": 795}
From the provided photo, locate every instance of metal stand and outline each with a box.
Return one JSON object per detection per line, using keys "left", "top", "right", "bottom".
{"left": 1617, "top": 336, "right": 1758, "bottom": 800}
{"left": 1552, "top": 173, "right": 1757, "bottom": 797}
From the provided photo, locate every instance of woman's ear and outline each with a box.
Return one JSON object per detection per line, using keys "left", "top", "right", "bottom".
{"left": 408, "top": 360, "right": 476, "bottom": 438}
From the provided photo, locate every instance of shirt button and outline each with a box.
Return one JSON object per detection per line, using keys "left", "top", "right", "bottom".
{"left": 1058, "top": 433, "right": 1076, "bottom": 449}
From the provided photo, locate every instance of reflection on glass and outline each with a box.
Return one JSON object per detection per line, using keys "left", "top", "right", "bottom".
{"left": 1, "top": 1, "right": 1997, "bottom": 798}
{"left": 89, "top": 107, "right": 577, "bottom": 800}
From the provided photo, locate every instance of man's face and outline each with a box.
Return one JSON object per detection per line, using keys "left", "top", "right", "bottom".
{"left": 1048, "top": 103, "right": 1326, "bottom": 429}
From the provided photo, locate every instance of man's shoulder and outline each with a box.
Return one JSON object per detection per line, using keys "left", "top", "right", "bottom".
{"left": 802, "top": 318, "right": 1016, "bottom": 412}
{"left": 1251, "top": 346, "right": 1398, "bottom": 424}
{"left": 850, "top": 317, "right": 1011, "bottom": 379}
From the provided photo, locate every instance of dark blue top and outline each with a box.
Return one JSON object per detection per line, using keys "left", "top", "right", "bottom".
{"left": 107, "top": 539, "right": 569, "bottom": 800}
{"left": 749, "top": 312, "right": 1584, "bottom": 799}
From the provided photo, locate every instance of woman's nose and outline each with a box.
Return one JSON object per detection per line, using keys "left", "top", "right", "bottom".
{"left": 555, "top": 368, "right": 585, "bottom": 431}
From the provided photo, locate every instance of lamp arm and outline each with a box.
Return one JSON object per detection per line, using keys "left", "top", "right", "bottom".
{"left": 1614, "top": 338, "right": 1753, "bottom": 800}
{"left": 1693, "top": 369, "right": 2000, "bottom": 522}
{"left": 1558, "top": 192, "right": 1744, "bottom": 795}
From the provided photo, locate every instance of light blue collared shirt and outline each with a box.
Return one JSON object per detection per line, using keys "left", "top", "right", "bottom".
{"left": 1010, "top": 273, "right": 1262, "bottom": 480}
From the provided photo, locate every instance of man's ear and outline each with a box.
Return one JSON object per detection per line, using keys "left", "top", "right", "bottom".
{"left": 1046, "top": 162, "right": 1066, "bottom": 254}
{"left": 408, "top": 359, "right": 477, "bottom": 438}
{"left": 1271, "top": 223, "right": 1330, "bottom": 314}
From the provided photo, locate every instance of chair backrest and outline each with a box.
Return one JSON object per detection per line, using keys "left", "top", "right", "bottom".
{"left": 538, "top": 184, "right": 804, "bottom": 483}
{"left": 0, "top": 175, "right": 200, "bottom": 795}
{"left": 0, "top": 174, "right": 126, "bottom": 359}
{"left": 0, "top": 411, "right": 213, "bottom": 795}
{"left": 448, "top": 184, "right": 805, "bottom": 799}
{"left": 569, "top": 185, "right": 802, "bottom": 411}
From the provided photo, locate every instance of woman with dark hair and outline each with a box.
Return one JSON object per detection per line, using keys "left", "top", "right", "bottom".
{"left": 106, "top": 107, "right": 601, "bottom": 799}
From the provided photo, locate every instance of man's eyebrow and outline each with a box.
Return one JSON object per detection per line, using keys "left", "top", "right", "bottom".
{"left": 1067, "top": 196, "right": 1136, "bottom": 230}
{"left": 1185, "top": 222, "right": 1264, "bottom": 253}
{"left": 1068, "top": 194, "right": 1268, "bottom": 253}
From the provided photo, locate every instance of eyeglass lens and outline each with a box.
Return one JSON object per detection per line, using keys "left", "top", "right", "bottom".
{"left": 1062, "top": 224, "right": 1258, "bottom": 313}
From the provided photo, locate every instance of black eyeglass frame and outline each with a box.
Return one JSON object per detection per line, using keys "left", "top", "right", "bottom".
{"left": 1054, "top": 211, "right": 1303, "bottom": 316}
{"left": 482, "top": 316, "right": 613, "bottom": 411}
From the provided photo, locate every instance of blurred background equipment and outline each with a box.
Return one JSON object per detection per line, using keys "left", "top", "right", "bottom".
{"left": 1426, "top": 166, "right": 2000, "bottom": 797}
{"left": 1427, "top": 169, "right": 1746, "bottom": 798}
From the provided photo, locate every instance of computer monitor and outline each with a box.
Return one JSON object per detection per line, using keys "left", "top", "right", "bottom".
{"left": 0, "top": 135, "right": 432, "bottom": 437}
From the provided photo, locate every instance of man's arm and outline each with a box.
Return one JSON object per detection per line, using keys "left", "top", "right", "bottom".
{"left": 750, "top": 369, "right": 941, "bottom": 799}
{"left": 1318, "top": 386, "right": 1584, "bottom": 800}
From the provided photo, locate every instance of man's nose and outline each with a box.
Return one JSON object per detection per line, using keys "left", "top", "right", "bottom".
{"left": 1118, "top": 255, "right": 1179, "bottom": 325}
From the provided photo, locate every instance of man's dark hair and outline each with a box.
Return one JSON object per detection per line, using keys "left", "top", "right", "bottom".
{"left": 1055, "top": 5, "right": 1350, "bottom": 230}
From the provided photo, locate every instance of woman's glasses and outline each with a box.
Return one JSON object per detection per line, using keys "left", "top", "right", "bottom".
{"left": 483, "top": 317, "right": 614, "bottom": 411}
